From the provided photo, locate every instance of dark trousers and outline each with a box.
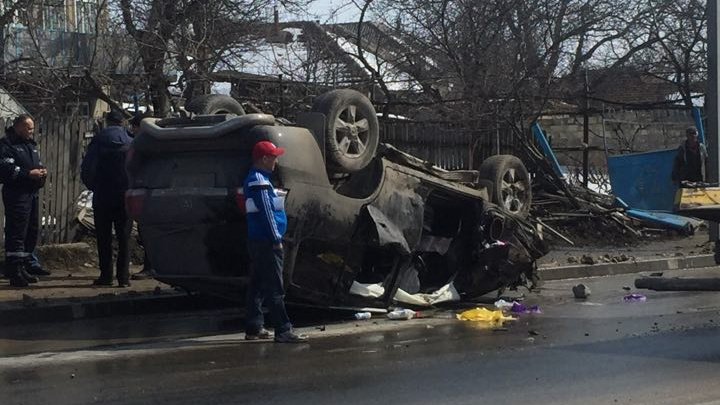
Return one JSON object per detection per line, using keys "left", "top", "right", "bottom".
{"left": 245, "top": 241, "right": 292, "bottom": 334}
{"left": 3, "top": 190, "right": 38, "bottom": 270}
{"left": 93, "top": 191, "right": 132, "bottom": 282}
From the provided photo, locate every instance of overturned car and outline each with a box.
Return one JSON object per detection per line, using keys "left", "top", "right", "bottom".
{"left": 126, "top": 90, "right": 547, "bottom": 308}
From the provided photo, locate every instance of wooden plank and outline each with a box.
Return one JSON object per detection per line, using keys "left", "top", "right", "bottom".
{"left": 59, "top": 120, "right": 72, "bottom": 242}
{"left": 50, "top": 118, "right": 61, "bottom": 244}
{"left": 38, "top": 118, "right": 50, "bottom": 244}
{"left": 43, "top": 118, "right": 54, "bottom": 244}
{"left": 37, "top": 119, "right": 48, "bottom": 245}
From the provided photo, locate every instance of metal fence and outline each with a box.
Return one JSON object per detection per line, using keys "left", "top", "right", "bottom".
{"left": 379, "top": 119, "right": 524, "bottom": 170}
{"left": 0, "top": 116, "right": 94, "bottom": 246}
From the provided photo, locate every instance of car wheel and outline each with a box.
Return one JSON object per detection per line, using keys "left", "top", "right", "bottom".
{"left": 478, "top": 155, "right": 532, "bottom": 218}
{"left": 185, "top": 94, "right": 245, "bottom": 115}
{"left": 312, "top": 89, "right": 379, "bottom": 173}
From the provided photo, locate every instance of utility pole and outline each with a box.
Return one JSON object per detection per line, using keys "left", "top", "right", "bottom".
{"left": 709, "top": 0, "right": 719, "bottom": 257}
{"left": 583, "top": 69, "right": 590, "bottom": 188}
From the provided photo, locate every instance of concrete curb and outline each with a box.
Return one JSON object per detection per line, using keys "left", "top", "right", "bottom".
{"left": 539, "top": 254, "right": 717, "bottom": 281}
{"left": 0, "top": 292, "right": 235, "bottom": 327}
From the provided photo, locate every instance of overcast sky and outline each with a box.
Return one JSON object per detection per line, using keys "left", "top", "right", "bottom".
{"left": 284, "top": 0, "right": 362, "bottom": 23}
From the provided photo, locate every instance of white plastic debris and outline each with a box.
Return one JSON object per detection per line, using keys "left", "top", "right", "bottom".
{"left": 393, "top": 282, "right": 460, "bottom": 307}
{"left": 494, "top": 299, "right": 515, "bottom": 309}
{"left": 349, "top": 281, "right": 385, "bottom": 298}
{"left": 387, "top": 308, "right": 416, "bottom": 320}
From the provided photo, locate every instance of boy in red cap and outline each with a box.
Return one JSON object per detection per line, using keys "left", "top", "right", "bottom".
{"left": 243, "top": 141, "right": 308, "bottom": 343}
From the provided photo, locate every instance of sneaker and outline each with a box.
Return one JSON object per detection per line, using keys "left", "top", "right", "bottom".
{"left": 130, "top": 269, "right": 153, "bottom": 280}
{"left": 245, "top": 328, "right": 273, "bottom": 341}
{"left": 274, "top": 330, "right": 309, "bottom": 343}
{"left": 18, "top": 267, "right": 38, "bottom": 283}
{"left": 27, "top": 266, "right": 51, "bottom": 276}
{"left": 92, "top": 278, "right": 113, "bottom": 286}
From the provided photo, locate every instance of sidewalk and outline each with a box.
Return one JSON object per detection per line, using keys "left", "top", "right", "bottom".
{"left": 0, "top": 242, "right": 234, "bottom": 326}
{"left": 1, "top": 231, "right": 718, "bottom": 325}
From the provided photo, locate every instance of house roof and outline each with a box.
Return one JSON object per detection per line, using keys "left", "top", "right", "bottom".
{"left": 0, "top": 86, "right": 28, "bottom": 119}
{"left": 215, "top": 21, "right": 437, "bottom": 93}
{"left": 552, "top": 68, "right": 703, "bottom": 110}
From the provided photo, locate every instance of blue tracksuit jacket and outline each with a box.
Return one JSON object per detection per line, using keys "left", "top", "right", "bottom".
{"left": 243, "top": 167, "right": 287, "bottom": 243}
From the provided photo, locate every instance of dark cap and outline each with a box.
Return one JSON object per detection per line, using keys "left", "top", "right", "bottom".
{"left": 252, "top": 141, "right": 285, "bottom": 161}
{"left": 106, "top": 110, "right": 125, "bottom": 124}
{"left": 686, "top": 126, "right": 698, "bottom": 135}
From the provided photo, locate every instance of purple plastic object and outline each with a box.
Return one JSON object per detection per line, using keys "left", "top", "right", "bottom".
{"left": 511, "top": 302, "right": 542, "bottom": 314}
{"left": 623, "top": 293, "right": 647, "bottom": 302}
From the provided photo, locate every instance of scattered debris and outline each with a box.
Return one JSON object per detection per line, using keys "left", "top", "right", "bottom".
{"left": 521, "top": 125, "right": 698, "bottom": 245}
{"left": 572, "top": 284, "right": 591, "bottom": 299}
{"left": 623, "top": 293, "right": 647, "bottom": 303}
{"left": 456, "top": 307, "right": 516, "bottom": 327}
{"left": 387, "top": 308, "right": 417, "bottom": 320}
{"left": 528, "top": 330, "right": 540, "bottom": 336}
{"left": 354, "top": 312, "right": 372, "bottom": 320}
{"left": 580, "top": 255, "right": 596, "bottom": 265}
{"left": 567, "top": 256, "right": 579, "bottom": 264}
{"left": 495, "top": 299, "right": 541, "bottom": 314}
{"left": 649, "top": 272, "right": 664, "bottom": 277}
{"left": 394, "top": 282, "right": 460, "bottom": 307}
{"left": 622, "top": 286, "right": 631, "bottom": 291}
{"left": 494, "top": 299, "right": 515, "bottom": 309}
{"left": 510, "top": 302, "right": 542, "bottom": 314}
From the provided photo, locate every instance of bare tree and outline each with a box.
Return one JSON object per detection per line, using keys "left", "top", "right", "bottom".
{"left": 638, "top": 0, "right": 707, "bottom": 107}
{"left": 352, "top": 0, "right": 660, "bottom": 121}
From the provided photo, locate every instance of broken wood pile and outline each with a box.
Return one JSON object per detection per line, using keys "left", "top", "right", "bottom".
{"left": 530, "top": 186, "right": 643, "bottom": 247}
{"left": 511, "top": 126, "right": 666, "bottom": 247}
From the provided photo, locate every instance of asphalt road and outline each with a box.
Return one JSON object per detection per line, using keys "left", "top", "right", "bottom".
{"left": 3, "top": 267, "right": 720, "bottom": 405}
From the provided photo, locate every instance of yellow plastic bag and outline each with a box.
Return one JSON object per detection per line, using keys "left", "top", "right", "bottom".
{"left": 456, "top": 307, "right": 516, "bottom": 327}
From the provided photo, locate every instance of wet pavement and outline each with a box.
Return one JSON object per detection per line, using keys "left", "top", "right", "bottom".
{"left": 2, "top": 267, "right": 720, "bottom": 404}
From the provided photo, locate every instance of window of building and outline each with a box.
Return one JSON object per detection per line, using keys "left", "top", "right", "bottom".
{"left": 42, "top": 1, "right": 67, "bottom": 31}
{"left": 76, "top": 0, "right": 97, "bottom": 34}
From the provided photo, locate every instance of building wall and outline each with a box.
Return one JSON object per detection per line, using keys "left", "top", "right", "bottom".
{"left": 538, "top": 108, "right": 696, "bottom": 168}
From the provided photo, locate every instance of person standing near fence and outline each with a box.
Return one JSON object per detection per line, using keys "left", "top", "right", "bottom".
{"left": 81, "top": 110, "right": 133, "bottom": 287}
{"left": 671, "top": 126, "right": 708, "bottom": 185}
{"left": 0, "top": 115, "right": 47, "bottom": 287}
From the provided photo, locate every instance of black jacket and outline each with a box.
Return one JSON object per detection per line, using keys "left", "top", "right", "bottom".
{"left": 0, "top": 127, "right": 45, "bottom": 193}
{"left": 81, "top": 125, "right": 133, "bottom": 193}
{"left": 671, "top": 141, "right": 708, "bottom": 183}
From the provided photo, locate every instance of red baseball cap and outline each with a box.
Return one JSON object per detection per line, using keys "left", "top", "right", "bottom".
{"left": 252, "top": 141, "right": 285, "bottom": 161}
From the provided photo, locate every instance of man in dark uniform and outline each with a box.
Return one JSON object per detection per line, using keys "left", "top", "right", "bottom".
{"left": 0, "top": 115, "right": 47, "bottom": 287}
{"left": 671, "top": 126, "right": 708, "bottom": 185}
{"left": 81, "top": 110, "right": 133, "bottom": 287}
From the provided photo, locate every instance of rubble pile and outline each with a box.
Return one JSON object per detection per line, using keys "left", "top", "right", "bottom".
{"left": 530, "top": 184, "right": 642, "bottom": 247}
{"left": 514, "top": 130, "right": 669, "bottom": 247}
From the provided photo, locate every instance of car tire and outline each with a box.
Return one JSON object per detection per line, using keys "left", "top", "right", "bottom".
{"left": 312, "top": 89, "right": 379, "bottom": 173}
{"left": 478, "top": 155, "right": 532, "bottom": 218}
{"left": 185, "top": 94, "right": 245, "bottom": 115}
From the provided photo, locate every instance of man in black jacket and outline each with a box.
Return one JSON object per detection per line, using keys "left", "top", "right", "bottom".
{"left": 81, "top": 110, "right": 133, "bottom": 287}
{"left": 671, "top": 126, "right": 708, "bottom": 185}
{"left": 0, "top": 115, "right": 47, "bottom": 287}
